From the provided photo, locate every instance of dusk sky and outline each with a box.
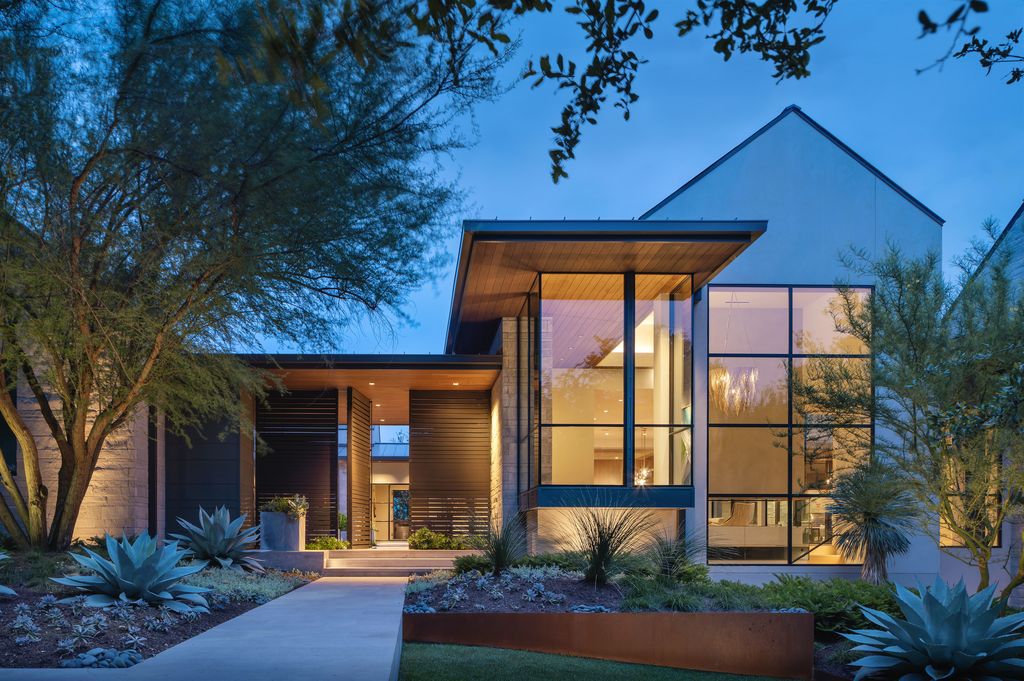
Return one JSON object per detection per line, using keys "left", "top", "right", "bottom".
{"left": 268, "top": 3, "right": 1024, "bottom": 356}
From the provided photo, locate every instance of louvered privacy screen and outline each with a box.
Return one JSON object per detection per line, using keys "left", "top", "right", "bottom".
{"left": 409, "top": 391, "right": 491, "bottom": 536}
{"left": 255, "top": 389, "right": 339, "bottom": 539}
{"left": 346, "top": 388, "right": 373, "bottom": 548}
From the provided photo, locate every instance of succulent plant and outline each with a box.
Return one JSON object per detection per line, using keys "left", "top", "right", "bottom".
{"left": 52, "top": 533, "right": 210, "bottom": 613}
{"left": 170, "top": 506, "right": 264, "bottom": 574}
{"left": 0, "top": 551, "right": 16, "bottom": 596}
{"left": 60, "top": 648, "right": 143, "bottom": 669}
{"left": 843, "top": 578, "right": 1024, "bottom": 680}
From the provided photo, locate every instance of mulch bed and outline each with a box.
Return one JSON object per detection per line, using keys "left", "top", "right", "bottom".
{"left": 0, "top": 588, "right": 256, "bottom": 668}
{"left": 406, "top": 573, "right": 624, "bottom": 613}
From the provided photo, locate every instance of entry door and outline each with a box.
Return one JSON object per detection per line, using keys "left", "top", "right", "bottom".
{"left": 346, "top": 388, "right": 372, "bottom": 548}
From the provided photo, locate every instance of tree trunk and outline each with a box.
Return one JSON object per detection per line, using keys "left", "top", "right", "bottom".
{"left": 861, "top": 547, "right": 888, "bottom": 585}
{"left": 46, "top": 447, "right": 101, "bottom": 551}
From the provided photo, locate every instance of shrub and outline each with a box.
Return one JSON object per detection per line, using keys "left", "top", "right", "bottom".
{"left": 453, "top": 554, "right": 491, "bottom": 574}
{"left": 408, "top": 528, "right": 481, "bottom": 550}
{"left": 305, "top": 536, "right": 350, "bottom": 550}
{"left": 52, "top": 534, "right": 209, "bottom": 613}
{"left": 761, "top": 575, "right": 899, "bottom": 635}
{"left": 170, "top": 506, "right": 264, "bottom": 573}
{"left": 338, "top": 513, "right": 348, "bottom": 531}
{"left": 482, "top": 516, "right": 526, "bottom": 577}
{"left": 259, "top": 495, "right": 308, "bottom": 519}
{"left": 0, "top": 552, "right": 16, "bottom": 596}
{"left": 181, "top": 567, "right": 313, "bottom": 604}
{"left": 622, "top": 576, "right": 769, "bottom": 613}
{"left": 560, "top": 505, "right": 657, "bottom": 586}
{"left": 513, "top": 552, "right": 586, "bottom": 572}
{"left": 644, "top": 533, "right": 709, "bottom": 584}
{"left": 844, "top": 579, "right": 1024, "bottom": 680}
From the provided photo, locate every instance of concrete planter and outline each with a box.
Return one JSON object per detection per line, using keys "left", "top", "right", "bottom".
{"left": 260, "top": 511, "right": 306, "bottom": 551}
{"left": 403, "top": 611, "right": 814, "bottom": 680}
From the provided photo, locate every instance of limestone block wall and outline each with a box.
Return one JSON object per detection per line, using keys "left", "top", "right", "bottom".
{"left": 499, "top": 318, "right": 520, "bottom": 526}
{"left": 12, "top": 376, "right": 150, "bottom": 541}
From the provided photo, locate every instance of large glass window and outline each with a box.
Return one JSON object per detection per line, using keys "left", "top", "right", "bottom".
{"left": 540, "top": 274, "right": 625, "bottom": 485}
{"left": 535, "top": 273, "right": 693, "bottom": 487}
{"left": 634, "top": 275, "right": 692, "bottom": 486}
{"left": 708, "top": 285, "right": 872, "bottom": 565}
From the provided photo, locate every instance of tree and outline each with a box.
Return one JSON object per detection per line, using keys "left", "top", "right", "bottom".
{"left": 0, "top": 0, "right": 505, "bottom": 550}
{"left": 243, "top": 1, "right": 1022, "bottom": 181}
{"left": 827, "top": 458, "right": 918, "bottom": 585}
{"left": 792, "top": 224, "right": 1024, "bottom": 600}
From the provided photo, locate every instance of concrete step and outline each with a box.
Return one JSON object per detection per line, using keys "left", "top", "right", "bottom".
{"left": 807, "top": 554, "right": 845, "bottom": 564}
{"left": 322, "top": 566, "right": 441, "bottom": 577}
{"left": 328, "top": 549, "right": 478, "bottom": 560}
{"left": 327, "top": 558, "right": 456, "bottom": 568}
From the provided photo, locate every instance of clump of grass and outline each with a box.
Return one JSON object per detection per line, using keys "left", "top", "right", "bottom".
{"left": 481, "top": 515, "right": 526, "bottom": 577}
{"left": 0, "top": 550, "right": 76, "bottom": 591}
{"left": 561, "top": 504, "right": 657, "bottom": 586}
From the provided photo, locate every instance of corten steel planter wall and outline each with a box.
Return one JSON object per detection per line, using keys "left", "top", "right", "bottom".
{"left": 403, "top": 611, "right": 814, "bottom": 680}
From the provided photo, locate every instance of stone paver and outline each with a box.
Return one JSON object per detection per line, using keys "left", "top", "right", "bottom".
{"left": 0, "top": 577, "right": 407, "bottom": 681}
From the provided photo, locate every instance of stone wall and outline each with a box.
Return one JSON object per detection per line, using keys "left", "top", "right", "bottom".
{"left": 14, "top": 376, "right": 150, "bottom": 541}
{"left": 499, "top": 318, "right": 520, "bottom": 526}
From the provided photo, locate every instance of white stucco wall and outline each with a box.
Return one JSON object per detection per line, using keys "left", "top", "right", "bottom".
{"left": 646, "top": 107, "right": 945, "bottom": 585}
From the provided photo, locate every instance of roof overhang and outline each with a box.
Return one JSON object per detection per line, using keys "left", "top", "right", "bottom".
{"left": 238, "top": 354, "right": 501, "bottom": 424}
{"left": 444, "top": 219, "right": 767, "bottom": 354}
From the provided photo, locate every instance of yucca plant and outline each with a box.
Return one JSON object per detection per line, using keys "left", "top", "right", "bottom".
{"left": 828, "top": 458, "right": 918, "bottom": 585}
{"left": 843, "top": 578, "right": 1024, "bottom": 680}
{"left": 170, "top": 506, "right": 264, "bottom": 574}
{"left": 0, "top": 551, "right": 15, "bottom": 596}
{"left": 482, "top": 515, "right": 526, "bottom": 577}
{"left": 52, "top": 533, "right": 210, "bottom": 613}
{"left": 561, "top": 503, "right": 657, "bottom": 586}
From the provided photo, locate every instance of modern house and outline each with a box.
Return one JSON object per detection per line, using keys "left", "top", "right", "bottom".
{"left": 6, "top": 105, "right": 1019, "bottom": 596}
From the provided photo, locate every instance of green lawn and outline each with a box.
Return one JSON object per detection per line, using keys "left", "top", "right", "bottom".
{"left": 399, "top": 643, "right": 780, "bottom": 681}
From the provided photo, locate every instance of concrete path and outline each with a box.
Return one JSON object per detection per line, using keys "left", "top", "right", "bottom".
{"left": 1, "top": 577, "right": 408, "bottom": 681}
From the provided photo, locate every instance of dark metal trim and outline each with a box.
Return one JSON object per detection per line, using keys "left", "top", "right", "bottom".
{"left": 528, "top": 486, "right": 695, "bottom": 508}
{"left": 624, "top": 272, "right": 636, "bottom": 488}
{"left": 240, "top": 354, "right": 501, "bottom": 371}
{"left": 639, "top": 104, "right": 944, "bottom": 225}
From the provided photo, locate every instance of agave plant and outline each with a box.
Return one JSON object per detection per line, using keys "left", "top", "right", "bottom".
{"left": 0, "top": 551, "right": 15, "bottom": 596}
{"left": 52, "top": 533, "right": 210, "bottom": 613}
{"left": 843, "top": 578, "right": 1024, "bottom": 680}
{"left": 170, "top": 506, "right": 264, "bottom": 574}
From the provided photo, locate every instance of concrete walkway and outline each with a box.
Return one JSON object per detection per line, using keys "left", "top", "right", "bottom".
{"left": 1, "top": 577, "right": 408, "bottom": 681}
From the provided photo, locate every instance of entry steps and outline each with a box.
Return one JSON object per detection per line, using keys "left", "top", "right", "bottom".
{"left": 806, "top": 542, "right": 844, "bottom": 565}
{"left": 323, "top": 548, "right": 476, "bottom": 577}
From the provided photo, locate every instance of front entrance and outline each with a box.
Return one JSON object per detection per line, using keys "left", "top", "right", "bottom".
{"left": 373, "top": 484, "right": 410, "bottom": 541}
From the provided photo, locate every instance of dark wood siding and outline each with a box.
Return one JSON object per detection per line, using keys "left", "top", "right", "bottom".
{"left": 255, "top": 390, "right": 338, "bottom": 539}
{"left": 165, "top": 418, "right": 240, "bottom": 530}
{"left": 409, "top": 391, "right": 491, "bottom": 536}
{"left": 346, "top": 388, "right": 372, "bottom": 548}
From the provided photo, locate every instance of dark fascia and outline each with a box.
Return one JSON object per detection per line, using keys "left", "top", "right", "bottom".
{"left": 640, "top": 104, "right": 945, "bottom": 227}
{"left": 238, "top": 353, "right": 501, "bottom": 371}
{"left": 443, "top": 218, "right": 768, "bottom": 354}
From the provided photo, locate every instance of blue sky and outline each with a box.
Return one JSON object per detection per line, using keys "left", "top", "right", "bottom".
{"left": 271, "top": 3, "right": 1024, "bottom": 355}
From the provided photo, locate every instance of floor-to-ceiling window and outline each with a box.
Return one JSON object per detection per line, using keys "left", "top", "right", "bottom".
{"left": 530, "top": 272, "right": 693, "bottom": 488}
{"left": 707, "top": 285, "right": 871, "bottom": 564}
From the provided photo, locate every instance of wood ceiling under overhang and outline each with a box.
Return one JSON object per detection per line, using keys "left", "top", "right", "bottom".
{"left": 445, "top": 219, "right": 767, "bottom": 354}
{"left": 239, "top": 355, "right": 500, "bottom": 424}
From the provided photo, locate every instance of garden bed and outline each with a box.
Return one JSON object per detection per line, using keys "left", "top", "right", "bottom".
{"left": 0, "top": 551, "right": 316, "bottom": 669}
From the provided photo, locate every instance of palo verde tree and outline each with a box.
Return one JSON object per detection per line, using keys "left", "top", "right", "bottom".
{"left": 792, "top": 222, "right": 1024, "bottom": 599}
{"left": 241, "top": 1, "right": 1023, "bottom": 181}
{"left": 0, "top": 0, "right": 506, "bottom": 550}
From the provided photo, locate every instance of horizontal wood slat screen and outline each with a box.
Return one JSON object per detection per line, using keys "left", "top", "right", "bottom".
{"left": 347, "top": 388, "right": 372, "bottom": 548}
{"left": 410, "top": 391, "right": 491, "bottom": 536}
{"left": 255, "top": 390, "right": 338, "bottom": 539}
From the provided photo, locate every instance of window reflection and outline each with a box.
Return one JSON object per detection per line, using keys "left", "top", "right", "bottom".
{"left": 792, "top": 288, "right": 869, "bottom": 355}
{"left": 709, "top": 288, "right": 789, "bottom": 354}
{"left": 542, "top": 426, "right": 623, "bottom": 485}
{"left": 634, "top": 426, "right": 691, "bottom": 486}
{"left": 708, "top": 498, "right": 788, "bottom": 563}
{"left": 709, "top": 427, "right": 788, "bottom": 494}
{"left": 708, "top": 358, "right": 788, "bottom": 424}
{"left": 792, "top": 427, "right": 869, "bottom": 494}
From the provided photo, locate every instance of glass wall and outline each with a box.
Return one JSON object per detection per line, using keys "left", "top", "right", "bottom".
{"left": 533, "top": 273, "right": 693, "bottom": 487}
{"left": 634, "top": 275, "right": 692, "bottom": 486}
{"left": 707, "top": 285, "right": 871, "bottom": 564}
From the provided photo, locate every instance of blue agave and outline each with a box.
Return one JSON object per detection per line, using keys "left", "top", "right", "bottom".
{"left": 0, "top": 551, "right": 16, "bottom": 596}
{"left": 843, "top": 578, "right": 1024, "bottom": 680}
{"left": 170, "top": 506, "right": 264, "bottom": 574}
{"left": 52, "top": 533, "right": 209, "bottom": 613}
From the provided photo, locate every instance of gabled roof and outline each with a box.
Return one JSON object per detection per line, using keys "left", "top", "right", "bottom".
{"left": 639, "top": 105, "right": 945, "bottom": 226}
{"left": 967, "top": 199, "right": 1024, "bottom": 280}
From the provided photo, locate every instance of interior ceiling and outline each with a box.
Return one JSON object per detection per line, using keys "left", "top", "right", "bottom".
{"left": 451, "top": 239, "right": 747, "bottom": 353}
{"left": 268, "top": 368, "right": 499, "bottom": 424}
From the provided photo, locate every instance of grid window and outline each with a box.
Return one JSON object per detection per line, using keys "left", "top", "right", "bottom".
{"left": 708, "top": 285, "right": 872, "bottom": 566}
